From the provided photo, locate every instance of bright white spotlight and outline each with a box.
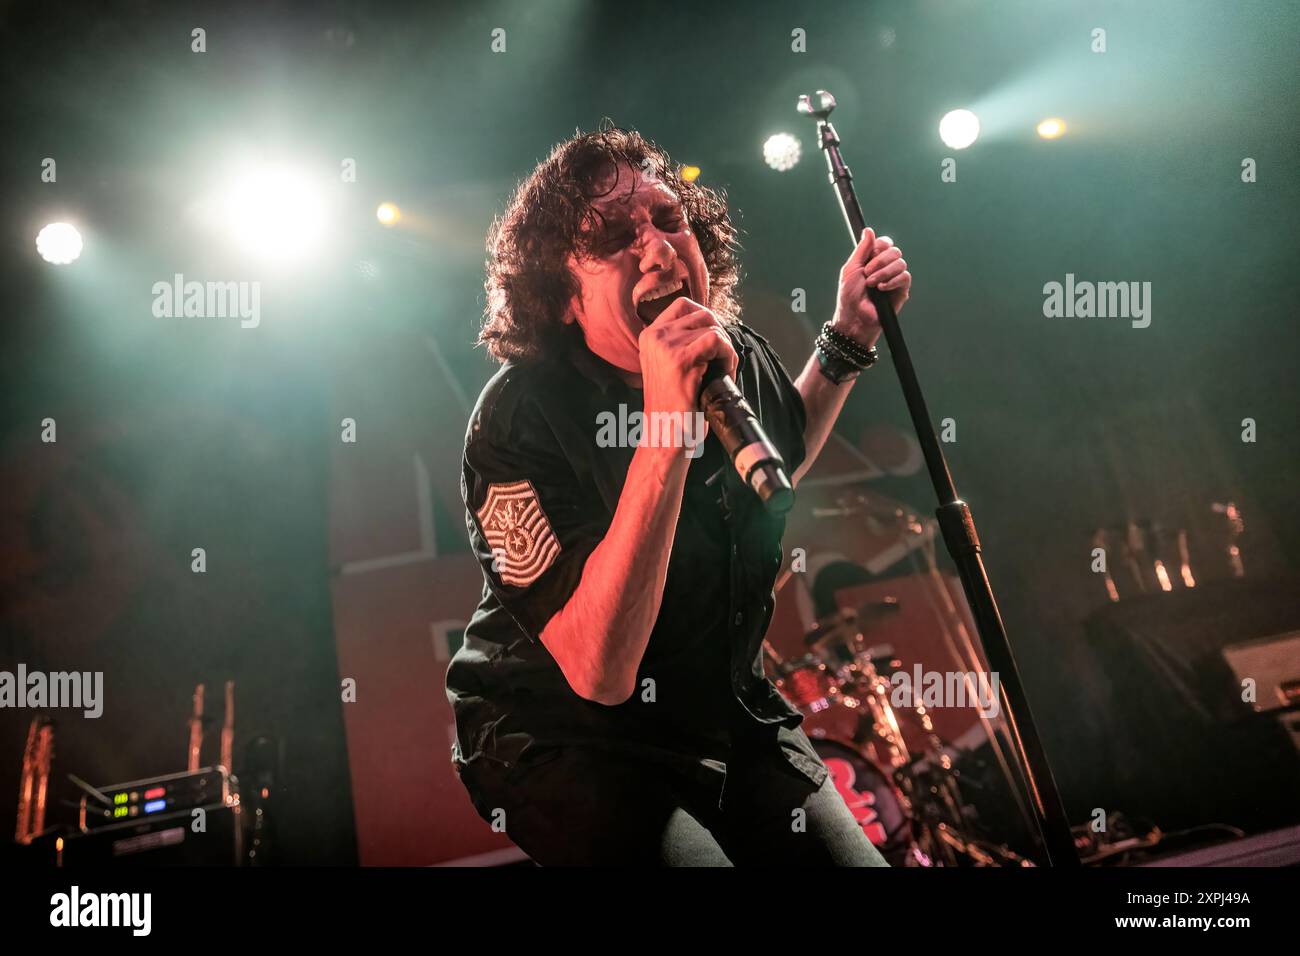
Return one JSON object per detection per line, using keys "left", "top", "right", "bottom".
{"left": 36, "top": 222, "right": 83, "bottom": 264}
{"left": 939, "top": 109, "right": 980, "bottom": 150}
{"left": 220, "top": 165, "right": 327, "bottom": 264}
{"left": 763, "top": 133, "right": 802, "bottom": 172}
{"left": 376, "top": 202, "right": 401, "bottom": 226}
{"left": 1037, "top": 117, "right": 1067, "bottom": 140}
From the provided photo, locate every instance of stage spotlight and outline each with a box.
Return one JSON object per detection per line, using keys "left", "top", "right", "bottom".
{"left": 763, "top": 133, "right": 801, "bottom": 172}
{"left": 220, "top": 165, "right": 326, "bottom": 264}
{"left": 36, "top": 222, "right": 83, "bottom": 264}
{"left": 939, "top": 109, "right": 980, "bottom": 150}
{"left": 680, "top": 166, "right": 701, "bottom": 183}
{"left": 376, "top": 202, "right": 401, "bottom": 226}
{"left": 1037, "top": 117, "right": 1067, "bottom": 140}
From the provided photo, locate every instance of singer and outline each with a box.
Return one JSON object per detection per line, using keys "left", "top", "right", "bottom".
{"left": 445, "top": 126, "right": 911, "bottom": 865}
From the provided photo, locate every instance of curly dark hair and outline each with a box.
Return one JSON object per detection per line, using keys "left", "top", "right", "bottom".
{"left": 479, "top": 124, "right": 741, "bottom": 363}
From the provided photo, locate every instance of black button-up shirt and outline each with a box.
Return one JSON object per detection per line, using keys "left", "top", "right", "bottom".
{"left": 446, "top": 322, "right": 827, "bottom": 787}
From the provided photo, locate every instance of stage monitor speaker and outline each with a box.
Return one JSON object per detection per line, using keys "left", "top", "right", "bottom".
{"left": 1079, "top": 573, "right": 1300, "bottom": 835}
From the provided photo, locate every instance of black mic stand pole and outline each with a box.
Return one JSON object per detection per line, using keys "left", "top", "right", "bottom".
{"left": 797, "top": 90, "right": 1079, "bottom": 867}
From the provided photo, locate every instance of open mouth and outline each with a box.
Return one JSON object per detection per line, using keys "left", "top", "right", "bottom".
{"left": 635, "top": 278, "right": 690, "bottom": 325}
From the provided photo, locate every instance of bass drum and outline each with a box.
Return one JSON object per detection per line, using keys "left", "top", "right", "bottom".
{"left": 812, "top": 738, "right": 914, "bottom": 866}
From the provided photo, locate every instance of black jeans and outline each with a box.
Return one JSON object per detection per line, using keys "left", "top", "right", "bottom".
{"left": 458, "top": 727, "right": 889, "bottom": 866}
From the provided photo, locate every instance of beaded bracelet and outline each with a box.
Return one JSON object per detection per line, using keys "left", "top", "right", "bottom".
{"left": 820, "top": 322, "right": 879, "bottom": 367}
{"left": 814, "top": 322, "right": 879, "bottom": 385}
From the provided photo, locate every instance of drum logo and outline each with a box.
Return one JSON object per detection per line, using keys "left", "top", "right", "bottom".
{"left": 824, "top": 757, "right": 889, "bottom": 846}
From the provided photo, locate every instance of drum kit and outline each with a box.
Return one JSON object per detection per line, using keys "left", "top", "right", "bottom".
{"left": 763, "top": 473, "right": 1042, "bottom": 866}
{"left": 765, "top": 608, "right": 1030, "bottom": 866}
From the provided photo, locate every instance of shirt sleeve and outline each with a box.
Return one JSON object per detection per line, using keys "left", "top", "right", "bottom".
{"left": 461, "top": 377, "right": 608, "bottom": 643}
{"left": 735, "top": 324, "right": 809, "bottom": 477}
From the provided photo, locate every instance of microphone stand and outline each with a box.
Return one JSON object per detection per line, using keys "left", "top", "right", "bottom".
{"left": 797, "top": 90, "right": 1079, "bottom": 866}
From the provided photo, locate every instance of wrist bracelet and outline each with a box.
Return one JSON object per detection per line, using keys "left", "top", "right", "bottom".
{"left": 815, "top": 343, "right": 862, "bottom": 384}
{"left": 820, "top": 322, "right": 879, "bottom": 368}
{"left": 814, "top": 321, "right": 879, "bottom": 385}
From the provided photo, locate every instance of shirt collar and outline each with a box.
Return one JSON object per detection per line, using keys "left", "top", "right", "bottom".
{"left": 564, "top": 330, "right": 627, "bottom": 395}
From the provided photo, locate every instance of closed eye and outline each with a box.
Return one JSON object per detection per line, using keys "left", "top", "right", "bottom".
{"left": 657, "top": 212, "right": 687, "bottom": 231}
{"left": 597, "top": 228, "right": 634, "bottom": 252}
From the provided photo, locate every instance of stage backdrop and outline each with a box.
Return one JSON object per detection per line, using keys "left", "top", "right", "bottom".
{"left": 327, "top": 326, "right": 520, "bottom": 865}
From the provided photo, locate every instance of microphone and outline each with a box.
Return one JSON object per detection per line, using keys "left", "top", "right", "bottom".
{"left": 699, "top": 361, "right": 795, "bottom": 514}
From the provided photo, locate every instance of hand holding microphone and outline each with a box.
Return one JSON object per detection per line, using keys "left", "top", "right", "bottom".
{"left": 638, "top": 296, "right": 794, "bottom": 513}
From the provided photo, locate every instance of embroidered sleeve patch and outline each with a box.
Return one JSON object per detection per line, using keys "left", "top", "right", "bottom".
{"left": 475, "top": 479, "right": 561, "bottom": 587}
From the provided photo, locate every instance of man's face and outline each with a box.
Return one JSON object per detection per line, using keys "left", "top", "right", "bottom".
{"left": 564, "top": 162, "right": 710, "bottom": 377}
